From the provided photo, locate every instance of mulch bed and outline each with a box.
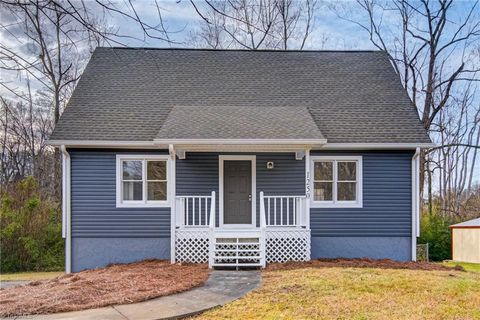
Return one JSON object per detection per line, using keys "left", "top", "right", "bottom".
{"left": 267, "top": 258, "right": 464, "bottom": 272}
{"left": 0, "top": 259, "right": 209, "bottom": 317}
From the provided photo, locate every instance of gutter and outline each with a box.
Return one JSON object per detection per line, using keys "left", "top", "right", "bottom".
{"left": 60, "top": 145, "right": 72, "bottom": 273}
{"left": 47, "top": 139, "right": 436, "bottom": 150}
{"left": 411, "top": 147, "right": 421, "bottom": 261}
{"left": 319, "top": 143, "right": 436, "bottom": 150}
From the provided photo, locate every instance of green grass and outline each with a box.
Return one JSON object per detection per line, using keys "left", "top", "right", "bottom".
{"left": 197, "top": 267, "right": 480, "bottom": 320}
{"left": 0, "top": 271, "right": 63, "bottom": 281}
{"left": 442, "top": 260, "right": 480, "bottom": 272}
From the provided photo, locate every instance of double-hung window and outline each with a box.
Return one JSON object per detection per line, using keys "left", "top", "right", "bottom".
{"left": 116, "top": 155, "right": 170, "bottom": 207}
{"left": 310, "top": 156, "right": 362, "bottom": 207}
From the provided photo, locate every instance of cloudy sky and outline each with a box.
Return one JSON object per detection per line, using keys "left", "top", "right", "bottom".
{"left": 102, "top": 0, "right": 472, "bottom": 50}
{"left": 96, "top": 1, "right": 379, "bottom": 49}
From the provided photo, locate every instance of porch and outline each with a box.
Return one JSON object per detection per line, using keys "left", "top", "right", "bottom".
{"left": 174, "top": 191, "right": 310, "bottom": 268}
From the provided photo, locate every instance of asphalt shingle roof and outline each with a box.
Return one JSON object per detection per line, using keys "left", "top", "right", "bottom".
{"left": 156, "top": 106, "right": 325, "bottom": 140}
{"left": 50, "top": 48, "right": 431, "bottom": 144}
{"left": 450, "top": 218, "right": 480, "bottom": 228}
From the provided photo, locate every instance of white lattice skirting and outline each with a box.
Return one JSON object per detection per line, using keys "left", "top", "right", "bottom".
{"left": 265, "top": 229, "right": 311, "bottom": 263}
{"left": 175, "top": 229, "right": 209, "bottom": 263}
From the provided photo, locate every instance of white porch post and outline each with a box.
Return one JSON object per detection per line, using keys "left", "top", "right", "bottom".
{"left": 305, "top": 148, "right": 311, "bottom": 261}
{"left": 305, "top": 149, "right": 311, "bottom": 230}
{"left": 208, "top": 191, "right": 216, "bottom": 268}
{"left": 169, "top": 144, "right": 176, "bottom": 264}
{"left": 259, "top": 191, "right": 266, "bottom": 267}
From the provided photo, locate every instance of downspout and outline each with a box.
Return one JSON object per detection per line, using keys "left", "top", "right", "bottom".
{"left": 411, "top": 147, "right": 421, "bottom": 261}
{"left": 60, "top": 145, "right": 72, "bottom": 273}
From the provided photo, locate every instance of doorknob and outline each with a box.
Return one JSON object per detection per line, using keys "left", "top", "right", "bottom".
{"left": 248, "top": 194, "right": 252, "bottom": 201}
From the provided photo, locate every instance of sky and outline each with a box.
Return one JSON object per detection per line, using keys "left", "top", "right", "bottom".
{"left": 104, "top": 1, "right": 476, "bottom": 50}
{"left": 101, "top": 0, "right": 378, "bottom": 49}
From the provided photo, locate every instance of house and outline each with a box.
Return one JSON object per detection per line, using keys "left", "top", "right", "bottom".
{"left": 48, "top": 48, "right": 433, "bottom": 273}
{"left": 450, "top": 218, "right": 480, "bottom": 263}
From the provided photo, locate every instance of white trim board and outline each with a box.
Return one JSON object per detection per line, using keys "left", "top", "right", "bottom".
{"left": 48, "top": 140, "right": 160, "bottom": 148}
{"left": 155, "top": 138, "right": 327, "bottom": 145}
{"left": 309, "top": 155, "right": 363, "bottom": 208}
{"left": 48, "top": 139, "right": 434, "bottom": 150}
{"left": 60, "top": 146, "right": 71, "bottom": 273}
{"left": 318, "top": 143, "right": 435, "bottom": 150}
{"left": 219, "top": 155, "right": 257, "bottom": 228}
{"left": 411, "top": 148, "right": 420, "bottom": 261}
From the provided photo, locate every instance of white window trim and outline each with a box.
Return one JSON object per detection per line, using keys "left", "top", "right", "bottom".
{"left": 310, "top": 155, "right": 363, "bottom": 208}
{"left": 116, "top": 154, "right": 171, "bottom": 208}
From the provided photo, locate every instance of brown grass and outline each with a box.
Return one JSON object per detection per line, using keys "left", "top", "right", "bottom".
{"left": 0, "top": 259, "right": 209, "bottom": 317}
{"left": 267, "top": 258, "right": 464, "bottom": 272}
{"left": 197, "top": 265, "right": 480, "bottom": 320}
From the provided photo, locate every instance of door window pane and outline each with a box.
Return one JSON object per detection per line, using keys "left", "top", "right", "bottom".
{"left": 122, "top": 160, "right": 142, "bottom": 180}
{"left": 123, "top": 181, "right": 143, "bottom": 200}
{"left": 148, "top": 182, "right": 167, "bottom": 200}
{"left": 314, "top": 162, "right": 333, "bottom": 180}
{"left": 338, "top": 162, "right": 356, "bottom": 181}
{"left": 338, "top": 182, "right": 356, "bottom": 201}
{"left": 314, "top": 182, "right": 333, "bottom": 201}
{"left": 147, "top": 161, "right": 166, "bottom": 180}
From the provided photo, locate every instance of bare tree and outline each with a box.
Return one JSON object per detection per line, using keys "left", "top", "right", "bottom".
{"left": 190, "top": 0, "right": 318, "bottom": 49}
{"left": 0, "top": 0, "right": 175, "bottom": 197}
{"left": 335, "top": 0, "right": 480, "bottom": 216}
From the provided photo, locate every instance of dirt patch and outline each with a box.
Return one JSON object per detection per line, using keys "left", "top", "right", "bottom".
{"left": 267, "top": 258, "right": 464, "bottom": 272}
{"left": 0, "top": 260, "right": 209, "bottom": 317}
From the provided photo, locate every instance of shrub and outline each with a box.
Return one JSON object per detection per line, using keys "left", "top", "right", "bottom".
{"left": 418, "top": 212, "right": 453, "bottom": 261}
{"left": 0, "top": 177, "right": 64, "bottom": 272}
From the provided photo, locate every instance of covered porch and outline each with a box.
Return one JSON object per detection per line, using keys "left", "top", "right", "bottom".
{"left": 171, "top": 151, "right": 312, "bottom": 268}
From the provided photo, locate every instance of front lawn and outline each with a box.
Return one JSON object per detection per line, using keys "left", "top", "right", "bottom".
{"left": 443, "top": 260, "right": 480, "bottom": 272}
{"left": 0, "top": 271, "right": 64, "bottom": 282}
{"left": 198, "top": 265, "right": 480, "bottom": 319}
{"left": 0, "top": 260, "right": 209, "bottom": 317}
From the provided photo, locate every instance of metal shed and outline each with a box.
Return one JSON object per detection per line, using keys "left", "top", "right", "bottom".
{"left": 450, "top": 218, "right": 480, "bottom": 263}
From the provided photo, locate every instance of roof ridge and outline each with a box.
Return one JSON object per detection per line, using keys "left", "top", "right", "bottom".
{"left": 97, "top": 47, "right": 383, "bottom": 53}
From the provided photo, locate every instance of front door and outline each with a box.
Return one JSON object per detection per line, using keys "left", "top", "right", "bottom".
{"left": 223, "top": 160, "right": 252, "bottom": 225}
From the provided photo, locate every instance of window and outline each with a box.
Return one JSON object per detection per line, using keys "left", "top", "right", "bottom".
{"left": 311, "top": 156, "right": 362, "bottom": 207}
{"left": 116, "top": 155, "right": 170, "bottom": 207}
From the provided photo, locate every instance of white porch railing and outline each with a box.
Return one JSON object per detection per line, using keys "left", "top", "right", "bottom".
{"left": 259, "top": 192, "right": 308, "bottom": 228}
{"left": 175, "top": 191, "right": 215, "bottom": 227}
{"left": 175, "top": 191, "right": 310, "bottom": 266}
{"left": 260, "top": 191, "right": 310, "bottom": 263}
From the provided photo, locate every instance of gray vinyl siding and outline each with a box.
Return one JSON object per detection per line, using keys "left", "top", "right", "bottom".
{"left": 256, "top": 154, "right": 305, "bottom": 226}
{"left": 176, "top": 153, "right": 219, "bottom": 226}
{"left": 70, "top": 149, "right": 412, "bottom": 237}
{"left": 69, "top": 149, "right": 171, "bottom": 238}
{"left": 176, "top": 152, "right": 305, "bottom": 227}
{"left": 310, "top": 150, "right": 414, "bottom": 237}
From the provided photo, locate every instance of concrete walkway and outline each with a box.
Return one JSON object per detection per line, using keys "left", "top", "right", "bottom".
{"left": 0, "top": 281, "right": 29, "bottom": 289}
{"left": 10, "top": 271, "right": 261, "bottom": 320}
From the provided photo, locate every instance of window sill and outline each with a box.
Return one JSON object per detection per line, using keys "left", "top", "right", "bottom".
{"left": 116, "top": 201, "right": 171, "bottom": 208}
{"left": 310, "top": 201, "right": 363, "bottom": 208}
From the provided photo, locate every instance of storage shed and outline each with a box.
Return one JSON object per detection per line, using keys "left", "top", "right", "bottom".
{"left": 450, "top": 218, "right": 480, "bottom": 263}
